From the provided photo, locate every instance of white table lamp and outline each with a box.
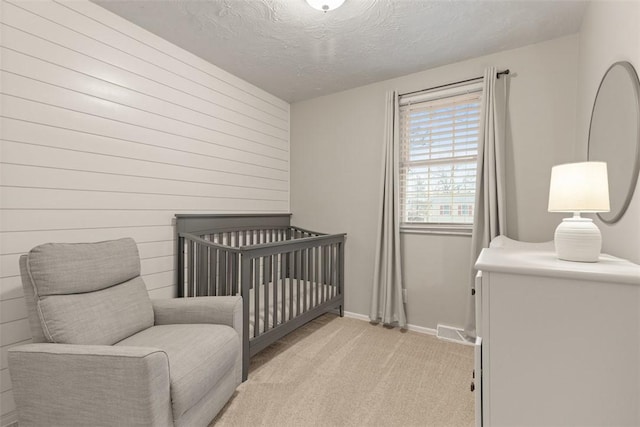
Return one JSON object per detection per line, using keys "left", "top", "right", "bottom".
{"left": 548, "top": 162, "right": 610, "bottom": 262}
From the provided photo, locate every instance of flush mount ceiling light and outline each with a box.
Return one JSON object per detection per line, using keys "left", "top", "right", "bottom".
{"left": 305, "top": 0, "right": 346, "bottom": 12}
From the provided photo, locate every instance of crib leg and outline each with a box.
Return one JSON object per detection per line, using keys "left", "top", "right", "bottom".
{"left": 339, "top": 305, "right": 344, "bottom": 317}
{"left": 242, "top": 349, "right": 249, "bottom": 382}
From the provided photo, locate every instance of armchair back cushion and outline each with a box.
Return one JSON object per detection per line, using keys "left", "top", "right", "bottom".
{"left": 21, "top": 238, "right": 154, "bottom": 345}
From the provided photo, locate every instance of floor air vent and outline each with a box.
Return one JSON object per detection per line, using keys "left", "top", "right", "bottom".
{"left": 436, "top": 324, "right": 474, "bottom": 346}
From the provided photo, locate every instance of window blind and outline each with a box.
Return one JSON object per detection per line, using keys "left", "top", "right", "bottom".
{"left": 399, "top": 88, "right": 482, "bottom": 226}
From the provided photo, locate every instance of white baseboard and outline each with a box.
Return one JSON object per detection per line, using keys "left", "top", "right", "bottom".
{"left": 407, "top": 323, "right": 437, "bottom": 336}
{"left": 343, "top": 311, "right": 437, "bottom": 336}
{"left": 342, "top": 310, "right": 370, "bottom": 322}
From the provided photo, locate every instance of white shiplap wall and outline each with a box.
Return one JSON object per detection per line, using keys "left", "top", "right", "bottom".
{"left": 0, "top": 0, "right": 290, "bottom": 423}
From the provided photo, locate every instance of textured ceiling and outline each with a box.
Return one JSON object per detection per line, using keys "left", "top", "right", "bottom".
{"left": 94, "top": 0, "right": 588, "bottom": 103}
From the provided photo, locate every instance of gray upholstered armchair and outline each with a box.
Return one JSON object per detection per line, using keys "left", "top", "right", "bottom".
{"left": 8, "top": 238, "right": 242, "bottom": 427}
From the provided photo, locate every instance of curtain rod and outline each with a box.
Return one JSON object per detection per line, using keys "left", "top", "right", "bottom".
{"left": 399, "top": 69, "right": 510, "bottom": 97}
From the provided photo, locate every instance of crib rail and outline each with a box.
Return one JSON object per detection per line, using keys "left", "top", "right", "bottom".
{"left": 177, "top": 228, "right": 344, "bottom": 301}
{"left": 189, "top": 226, "right": 323, "bottom": 250}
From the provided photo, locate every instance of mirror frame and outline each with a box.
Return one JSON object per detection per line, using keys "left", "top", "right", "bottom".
{"left": 587, "top": 61, "right": 640, "bottom": 224}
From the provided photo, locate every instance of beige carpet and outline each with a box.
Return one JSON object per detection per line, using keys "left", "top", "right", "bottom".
{"left": 211, "top": 314, "right": 475, "bottom": 427}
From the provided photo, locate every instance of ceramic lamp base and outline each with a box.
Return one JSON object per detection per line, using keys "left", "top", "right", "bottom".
{"left": 554, "top": 216, "right": 602, "bottom": 262}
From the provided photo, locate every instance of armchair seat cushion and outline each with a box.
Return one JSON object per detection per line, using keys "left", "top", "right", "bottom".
{"left": 115, "top": 324, "right": 240, "bottom": 420}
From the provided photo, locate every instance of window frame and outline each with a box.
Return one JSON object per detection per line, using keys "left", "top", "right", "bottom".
{"left": 398, "top": 81, "right": 483, "bottom": 236}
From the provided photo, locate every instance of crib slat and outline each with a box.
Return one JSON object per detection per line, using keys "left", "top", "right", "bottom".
{"left": 322, "top": 245, "right": 327, "bottom": 303}
{"left": 331, "top": 245, "right": 338, "bottom": 298}
{"left": 254, "top": 258, "right": 260, "bottom": 338}
{"left": 206, "top": 246, "right": 212, "bottom": 296}
{"left": 296, "top": 251, "right": 302, "bottom": 315}
{"left": 315, "top": 246, "right": 320, "bottom": 307}
{"left": 289, "top": 251, "right": 294, "bottom": 320}
{"left": 235, "top": 253, "right": 240, "bottom": 295}
{"left": 327, "top": 245, "right": 332, "bottom": 300}
{"left": 196, "top": 244, "right": 207, "bottom": 297}
{"left": 309, "top": 247, "right": 314, "bottom": 311}
{"left": 236, "top": 252, "right": 241, "bottom": 295}
{"left": 278, "top": 252, "right": 283, "bottom": 323}
{"left": 321, "top": 245, "right": 326, "bottom": 302}
{"left": 187, "top": 239, "right": 195, "bottom": 297}
{"left": 307, "top": 248, "right": 314, "bottom": 310}
{"left": 302, "top": 248, "right": 308, "bottom": 313}
{"left": 230, "top": 252, "right": 235, "bottom": 295}
{"left": 329, "top": 245, "right": 334, "bottom": 300}
{"left": 210, "top": 247, "right": 217, "bottom": 296}
{"left": 281, "top": 251, "right": 288, "bottom": 321}
{"left": 317, "top": 245, "right": 322, "bottom": 304}
{"left": 322, "top": 245, "right": 326, "bottom": 302}
{"left": 272, "top": 254, "right": 279, "bottom": 326}
{"left": 231, "top": 253, "right": 238, "bottom": 295}
{"left": 224, "top": 250, "right": 229, "bottom": 296}
{"left": 264, "top": 255, "right": 270, "bottom": 332}
{"left": 264, "top": 250, "right": 271, "bottom": 287}
{"left": 332, "top": 244, "right": 337, "bottom": 298}
{"left": 310, "top": 246, "right": 314, "bottom": 308}
{"left": 177, "top": 237, "right": 184, "bottom": 297}
{"left": 307, "top": 247, "right": 311, "bottom": 309}
{"left": 327, "top": 245, "right": 331, "bottom": 299}
{"left": 219, "top": 249, "right": 227, "bottom": 296}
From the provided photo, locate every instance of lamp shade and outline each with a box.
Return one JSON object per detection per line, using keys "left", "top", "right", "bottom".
{"left": 548, "top": 162, "right": 610, "bottom": 213}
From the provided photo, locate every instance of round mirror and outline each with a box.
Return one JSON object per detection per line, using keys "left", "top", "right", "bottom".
{"left": 588, "top": 61, "right": 640, "bottom": 224}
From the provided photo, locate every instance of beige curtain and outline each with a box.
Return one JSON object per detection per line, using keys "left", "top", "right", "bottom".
{"left": 370, "top": 91, "right": 407, "bottom": 328}
{"left": 464, "top": 67, "right": 507, "bottom": 338}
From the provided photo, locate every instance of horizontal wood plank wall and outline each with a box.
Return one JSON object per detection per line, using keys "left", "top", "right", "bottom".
{"left": 0, "top": 0, "right": 290, "bottom": 422}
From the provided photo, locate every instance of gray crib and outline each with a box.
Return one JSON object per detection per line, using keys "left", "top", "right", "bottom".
{"left": 175, "top": 214, "right": 345, "bottom": 381}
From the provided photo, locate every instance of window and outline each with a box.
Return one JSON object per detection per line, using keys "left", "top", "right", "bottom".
{"left": 399, "top": 83, "right": 482, "bottom": 228}
{"left": 439, "top": 205, "right": 451, "bottom": 216}
{"left": 457, "top": 204, "right": 473, "bottom": 217}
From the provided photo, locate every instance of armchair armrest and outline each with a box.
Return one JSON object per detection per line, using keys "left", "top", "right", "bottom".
{"left": 8, "top": 343, "right": 173, "bottom": 426}
{"left": 152, "top": 296, "right": 242, "bottom": 337}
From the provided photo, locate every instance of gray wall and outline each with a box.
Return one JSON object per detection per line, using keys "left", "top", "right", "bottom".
{"left": 576, "top": 1, "right": 640, "bottom": 264}
{"left": 291, "top": 35, "right": 579, "bottom": 330}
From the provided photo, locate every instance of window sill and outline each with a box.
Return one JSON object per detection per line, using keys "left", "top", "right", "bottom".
{"left": 400, "top": 224, "right": 473, "bottom": 237}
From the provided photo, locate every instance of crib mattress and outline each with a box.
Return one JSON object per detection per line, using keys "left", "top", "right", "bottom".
{"left": 247, "top": 278, "right": 334, "bottom": 338}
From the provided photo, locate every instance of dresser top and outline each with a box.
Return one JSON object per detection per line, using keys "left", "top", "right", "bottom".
{"left": 475, "top": 244, "right": 640, "bottom": 285}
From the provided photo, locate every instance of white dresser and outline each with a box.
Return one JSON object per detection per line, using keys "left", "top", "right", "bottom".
{"left": 474, "top": 243, "right": 640, "bottom": 427}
